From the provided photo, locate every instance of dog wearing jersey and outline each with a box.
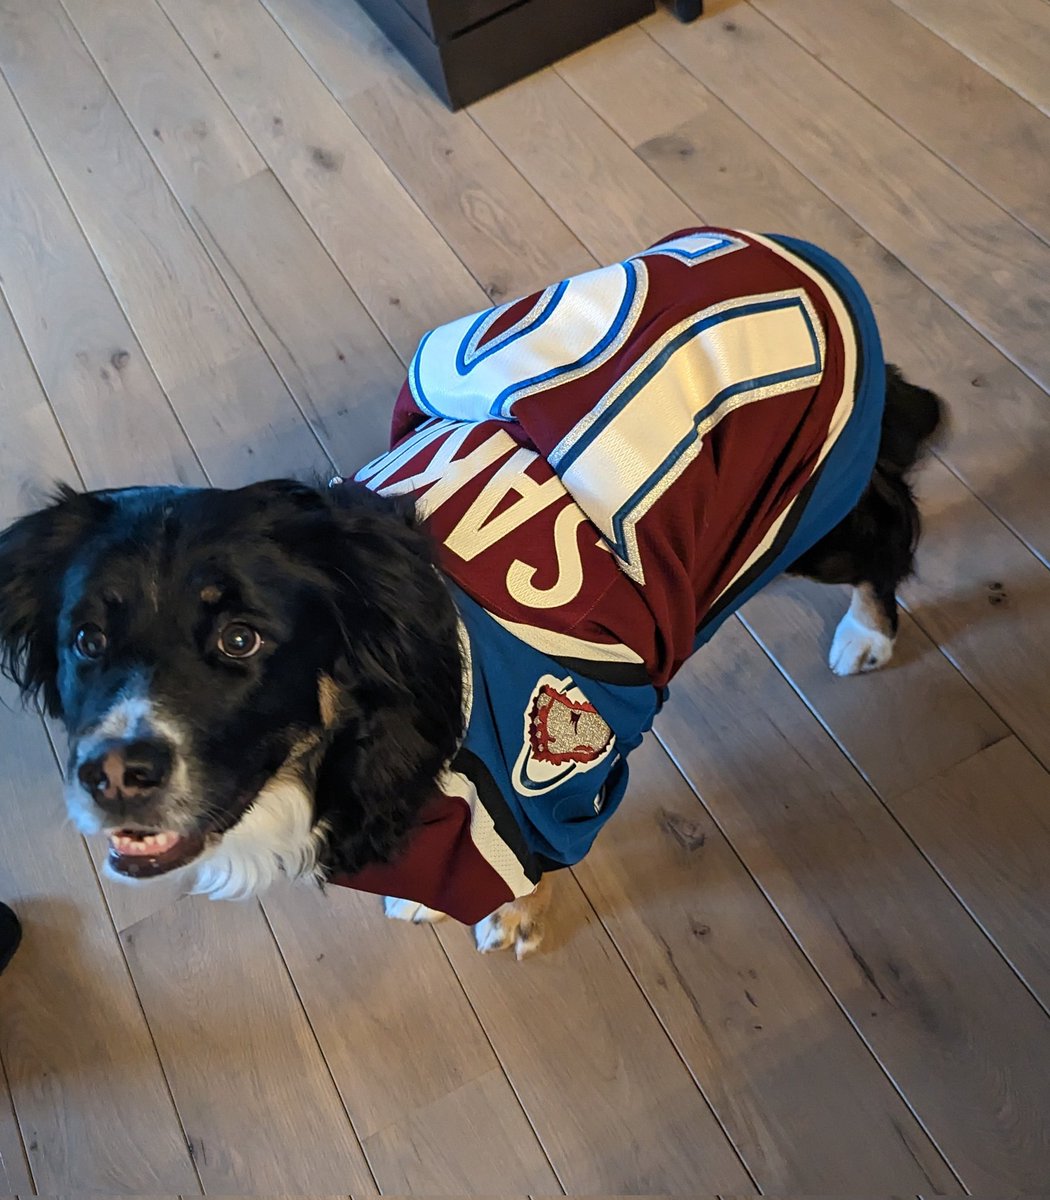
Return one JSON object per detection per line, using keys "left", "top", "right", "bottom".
{"left": 0, "top": 228, "right": 942, "bottom": 957}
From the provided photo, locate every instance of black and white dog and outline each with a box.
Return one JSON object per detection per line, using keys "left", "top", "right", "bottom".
{"left": 0, "top": 228, "right": 943, "bottom": 955}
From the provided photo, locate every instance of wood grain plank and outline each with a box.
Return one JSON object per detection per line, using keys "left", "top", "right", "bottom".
{"left": 573, "top": 737, "right": 956, "bottom": 1190}
{"left": 470, "top": 68, "right": 694, "bottom": 265}
{"left": 644, "top": 5, "right": 1050, "bottom": 395}
{"left": 61, "top": 0, "right": 399, "bottom": 471}
{"left": 436, "top": 875, "right": 752, "bottom": 1193}
{"left": 59, "top": 0, "right": 264, "bottom": 209}
{"left": 159, "top": 0, "right": 485, "bottom": 362}
{"left": 0, "top": 294, "right": 80, "bottom": 522}
{"left": 261, "top": 881, "right": 558, "bottom": 1192}
{"left": 751, "top": 0, "right": 1050, "bottom": 244}
{"left": 190, "top": 170, "right": 399, "bottom": 472}
{"left": 0, "top": 0, "right": 325, "bottom": 486}
{"left": 120, "top": 894, "right": 376, "bottom": 1195}
{"left": 263, "top": 0, "right": 594, "bottom": 306}
{"left": 0, "top": 1061, "right": 30, "bottom": 1196}
{"left": 903, "top": 456, "right": 1050, "bottom": 771}
{"left": 565, "top": 23, "right": 1050, "bottom": 566}
{"left": 656, "top": 619, "right": 1050, "bottom": 1190}
{"left": 199, "top": 1194, "right": 347, "bottom": 1199}
{"left": 362, "top": 1068, "right": 557, "bottom": 1194}
{"left": 740, "top": 576, "right": 1008, "bottom": 799}
{"left": 0, "top": 683, "right": 199, "bottom": 1193}
{"left": 0, "top": 71, "right": 205, "bottom": 492}
{"left": 891, "top": 0, "right": 1050, "bottom": 115}
{"left": 890, "top": 736, "right": 1050, "bottom": 1006}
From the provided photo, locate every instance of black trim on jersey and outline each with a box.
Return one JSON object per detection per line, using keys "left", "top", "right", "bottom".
{"left": 535, "top": 855, "right": 572, "bottom": 874}
{"left": 452, "top": 747, "right": 545, "bottom": 885}
{"left": 548, "top": 653, "right": 653, "bottom": 688}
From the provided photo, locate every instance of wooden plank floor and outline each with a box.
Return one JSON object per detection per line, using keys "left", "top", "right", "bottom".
{"left": 0, "top": 0, "right": 1047, "bottom": 1192}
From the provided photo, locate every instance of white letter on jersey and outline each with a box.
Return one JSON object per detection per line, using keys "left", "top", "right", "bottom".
{"left": 505, "top": 505, "right": 588, "bottom": 609}
{"left": 446, "top": 447, "right": 566, "bottom": 560}
{"left": 366, "top": 424, "right": 515, "bottom": 516}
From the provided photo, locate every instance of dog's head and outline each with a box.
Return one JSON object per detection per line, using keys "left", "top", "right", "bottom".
{"left": 0, "top": 480, "right": 462, "bottom": 895}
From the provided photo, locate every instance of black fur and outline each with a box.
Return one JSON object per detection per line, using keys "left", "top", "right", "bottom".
{"left": 787, "top": 363, "right": 944, "bottom": 634}
{"left": 0, "top": 479, "right": 463, "bottom": 873}
{"left": 303, "top": 481, "right": 464, "bottom": 871}
{"left": 0, "top": 484, "right": 111, "bottom": 716}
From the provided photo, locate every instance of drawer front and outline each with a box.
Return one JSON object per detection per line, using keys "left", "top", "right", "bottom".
{"left": 355, "top": 0, "right": 656, "bottom": 109}
{"left": 398, "top": 0, "right": 515, "bottom": 41}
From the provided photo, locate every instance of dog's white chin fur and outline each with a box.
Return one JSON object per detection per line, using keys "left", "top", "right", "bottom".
{"left": 191, "top": 774, "right": 327, "bottom": 900}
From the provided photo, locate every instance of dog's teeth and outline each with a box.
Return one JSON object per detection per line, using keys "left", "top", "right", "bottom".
{"left": 109, "top": 830, "right": 182, "bottom": 856}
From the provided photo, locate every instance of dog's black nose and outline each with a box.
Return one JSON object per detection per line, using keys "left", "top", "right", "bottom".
{"left": 78, "top": 739, "right": 173, "bottom": 809}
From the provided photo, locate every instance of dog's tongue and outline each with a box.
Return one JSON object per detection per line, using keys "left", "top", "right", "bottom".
{"left": 107, "top": 829, "right": 205, "bottom": 878}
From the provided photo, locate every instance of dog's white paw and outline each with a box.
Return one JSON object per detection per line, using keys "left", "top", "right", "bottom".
{"left": 473, "top": 907, "right": 544, "bottom": 960}
{"left": 829, "top": 610, "right": 894, "bottom": 676}
{"left": 383, "top": 896, "right": 447, "bottom": 924}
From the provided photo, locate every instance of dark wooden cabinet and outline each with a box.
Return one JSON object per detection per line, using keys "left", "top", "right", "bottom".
{"left": 353, "top": 0, "right": 658, "bottom": 110}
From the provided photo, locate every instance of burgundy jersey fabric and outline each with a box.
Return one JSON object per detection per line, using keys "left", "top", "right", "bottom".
{"left": 330, "top": 228, "right": 884, "bottom": 922}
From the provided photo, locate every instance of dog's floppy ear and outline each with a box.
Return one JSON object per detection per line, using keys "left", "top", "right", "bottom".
{"left": 0, "top": 485, "right": 110, "bottom": 713}
{"left": 266, "top": 479, "right": 466, "bottom": 869}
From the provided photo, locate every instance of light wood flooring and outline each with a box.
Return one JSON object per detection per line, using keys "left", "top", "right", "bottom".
{"left": 0, "top": 0, "right": 1048, "bottom": 1193}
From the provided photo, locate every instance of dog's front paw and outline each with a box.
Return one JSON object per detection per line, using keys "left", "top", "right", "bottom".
{"left": 829, "top": 610, "right": 894, "bottom": 676}
{"left": 474, "top": 902, "right": 545, "bottom": 961}
{"left": 383, "top": 895, "right": 447, "bottom": 924}
{"left": 475, "top": 877, "right": 552, "bottom": 959}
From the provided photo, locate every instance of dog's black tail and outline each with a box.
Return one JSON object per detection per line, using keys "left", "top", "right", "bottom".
{"left": 877, "top": 363, "right": 945, "bottom": 478}
{"left": 858, "top": 363, "right": 946, "bottom": 573}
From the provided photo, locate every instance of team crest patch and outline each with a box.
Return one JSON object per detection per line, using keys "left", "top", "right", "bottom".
{"left": 513, "top": 675, "right": 615, "bottom": 796}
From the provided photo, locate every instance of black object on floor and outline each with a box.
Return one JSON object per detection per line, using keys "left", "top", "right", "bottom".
{"left": 673, "top": 0, "right": 703, "bottom": 20}
{"left": 352, "top": 0, "right": 658, "bottom": 110}
{"left": 0, "top": 903, "right": 21, "bottom": 975}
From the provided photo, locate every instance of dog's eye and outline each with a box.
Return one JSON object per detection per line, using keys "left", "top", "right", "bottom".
{"left": 74, "top": 623, "right": 108, "bottom": 661}
{"left": 218, "top": 622, "right": 262, "bottom": 659}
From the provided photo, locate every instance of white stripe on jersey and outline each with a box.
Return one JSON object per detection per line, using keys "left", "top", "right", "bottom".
{"left": 438, "top": 767, "right": 535, "bottom": 899}
{"left": 486, "top": 610, "right": 645, "bottom": 666}
{"left": 355, "top": 416, "right": 448, "bottom": 489}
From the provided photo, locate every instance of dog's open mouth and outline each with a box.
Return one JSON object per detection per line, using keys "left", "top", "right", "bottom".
{"left": 107, "top": 829, "right": 206, "bottom": 878}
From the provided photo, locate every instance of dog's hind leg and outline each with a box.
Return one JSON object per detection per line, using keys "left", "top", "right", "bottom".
{"left": 789, "top": 472, "right": 915, "bottom": 678}
{"left": 828, "top": 581, "right": 897, "bottom": 676}
{"left": 788, "top": 363, "right": 945, "bottom": 678}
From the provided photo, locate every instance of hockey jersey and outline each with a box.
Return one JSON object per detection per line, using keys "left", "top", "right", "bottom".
{"left": 331, "top": 228, "right": 885, "bottom": 922}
